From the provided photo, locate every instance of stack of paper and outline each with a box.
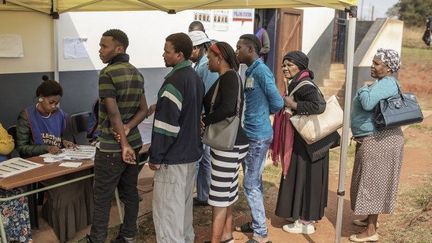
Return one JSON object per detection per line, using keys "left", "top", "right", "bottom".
{"left": 41, "top": 145, "right": 96, "bottom": 163}
{"left": 0, "top": 158, "right": 43, "bottom": 178}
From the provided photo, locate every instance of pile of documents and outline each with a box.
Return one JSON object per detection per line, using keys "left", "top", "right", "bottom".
{"left": 41, "top": 145, "right": 96, "bottom": 163}
{"left": 0, "top": 158, "right": 43, "bottom": 178}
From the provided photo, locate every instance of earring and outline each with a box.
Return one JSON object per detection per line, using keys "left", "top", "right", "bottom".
{"left": 38, "top": 97, "right": 43, "bottom": 102}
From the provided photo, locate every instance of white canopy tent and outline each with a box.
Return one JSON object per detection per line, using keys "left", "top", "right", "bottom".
{"left": 1, "top": 1, "right": 357, "bottom": 243}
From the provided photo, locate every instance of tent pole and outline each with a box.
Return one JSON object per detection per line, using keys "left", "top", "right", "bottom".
{"left": 335, "top": 6, "right": 357, "bottom": 243}
{"left": 53, "top": 17, "right": 59, "bottom": 81}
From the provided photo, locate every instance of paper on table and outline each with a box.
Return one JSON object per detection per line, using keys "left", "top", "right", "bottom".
{"left": 0, "top": 158, "right": 43, "bottom": 178}
{"left": 59, "top": 162, "right": 82, "bottom": 168}
{"left": 43, "top": 157, "right": 61, "bottom": 163}
{"left": 40, "top": 145, "right": 96, "bottom": 162}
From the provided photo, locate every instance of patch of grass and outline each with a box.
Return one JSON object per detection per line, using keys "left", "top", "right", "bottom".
{"left": 409, "top": 124, "right": 423, "bottom": 129}
{"left": 329, "top": 144, "right": 356, "bottom": 175}
{"left": 401, "top": 47, "right": 432, "bottom": 64}
{"left": 380, "top": 177, "right": 432, "bottom": 243}
{"left": 402, "top": 27, "right": 431, "bottom": 49}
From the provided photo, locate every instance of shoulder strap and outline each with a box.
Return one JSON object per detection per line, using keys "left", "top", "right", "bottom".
{"left": 209, "top": 80, "right": 220, "bottom": 113}
{"left": 234, "top": 72, "right": 242, "bottom": 116}
{"left": 288, "top": 80, "right": 314, "bottom": 97}
{"left": 209, "top": 71, "right": 242, "bottom": 116}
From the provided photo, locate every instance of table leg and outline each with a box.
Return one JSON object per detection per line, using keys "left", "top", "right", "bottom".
{"left": 0, "top": 213, "right": 7, "bottom": 243}
{"left": 28, "top": 183, "right": 39, "bottom": 229}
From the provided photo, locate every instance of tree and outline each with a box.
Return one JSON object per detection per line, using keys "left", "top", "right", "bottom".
{"left": 387, "top": 0, "right": 432, "bottom": 27}
{"left": 386, "top": 5, "right": 400, "bottom": 18}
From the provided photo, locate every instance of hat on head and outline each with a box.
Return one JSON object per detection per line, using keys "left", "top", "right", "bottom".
{"left": 283, "top": 51, "right": 309, "bottom": 70}
{"left": 188, "top": 31, "right": 210, "bottom": 46}
{"left": 374, "top": 48, "right": 401, "bottom": 73}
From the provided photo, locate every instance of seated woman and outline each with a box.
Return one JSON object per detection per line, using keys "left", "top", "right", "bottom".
{"left": 16, "top": 76, "right": 93, "bottom": 243}
{"left": 0, "top": 122, "right": 32, "bottom": 242}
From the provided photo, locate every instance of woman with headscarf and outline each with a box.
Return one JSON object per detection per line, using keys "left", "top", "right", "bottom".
{"left": 349, "top": 48, "right": 404, "bottom": 242}
{"left": 274, "top": 51, "right": 339, "bottom": 235}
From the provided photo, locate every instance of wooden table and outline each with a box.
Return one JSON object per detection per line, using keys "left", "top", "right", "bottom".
{"left": 0, "top": 144, "right": 150, "bottom": 243}
{"left": 0, "top": 157, "right": 94, "bottom": 190}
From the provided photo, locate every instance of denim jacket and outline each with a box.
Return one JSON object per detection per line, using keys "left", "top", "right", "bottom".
{"left": 243, "top": 59, "right": 284, "bottom": 140}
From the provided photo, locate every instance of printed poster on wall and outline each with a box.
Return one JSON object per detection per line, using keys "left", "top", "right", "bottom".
{"left": 193, "top": 10, "right": 212, "bottom": 31}
{"left": 0, "top": 34, "right": 24, "bottom": 58}
{"left": 232, "top": 9, "right": 254, "bottom": 22}
{"left": 213, "top": 10, "right": 230, "bottom": 31}
{"left": 64, "top": 37, "right": 89, "bottom": 59}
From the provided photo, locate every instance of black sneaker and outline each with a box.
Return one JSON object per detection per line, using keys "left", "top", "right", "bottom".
{"left": 193, "top": 197, "right": 209, "bottom": 206}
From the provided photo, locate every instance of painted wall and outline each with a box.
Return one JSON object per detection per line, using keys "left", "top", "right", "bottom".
{"left": 353, "top": 19, "right": 403, "bottom": 93}
{"left": 300, "top": 7, "right": 336, "bottom": 86}
{"left": 58, "top": 10, "right": 253, "bottom": 71}
{"left": 300, "top": 8, "right": 335, "bottom": 55}
{"left": 358, "top": 19, "right": 403, "bottom": 67}
{"left": 0, "top": 67, "right": 169, "bottom": 127}
{"left": 0, "top": 10, "right": 253, "bottom": 127}
{"left": 0, "top": 12, "right": 53, "bottom": 74}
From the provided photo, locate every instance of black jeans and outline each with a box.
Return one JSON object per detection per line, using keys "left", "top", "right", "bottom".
{"left": 89, "top": 148, "right": 139, "bottom": 243}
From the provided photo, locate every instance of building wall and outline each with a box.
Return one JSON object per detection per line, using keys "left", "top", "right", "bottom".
{"left": 0, "top": 12, "right": 53, "bottom": 74}
{"left": 0, "top": 10, "right": 253, "bottom": 127}
{"left": 358, "top": 19, "right": 403, "bottom": 67}
{"left": 353, "top": 19, "right": 403, "bottom": 94}
{"left": 300, "top": 8, "right": 335, "bottom": 55}
{"left": 300, "top": 7, "right": 335, "bottom": 86}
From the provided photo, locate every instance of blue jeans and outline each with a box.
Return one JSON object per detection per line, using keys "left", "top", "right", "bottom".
{"left": 242, "top": 137, "right": 272, "bottom": 238}
{"left": 196, "top": 144, "right": 211, "bottom": 201}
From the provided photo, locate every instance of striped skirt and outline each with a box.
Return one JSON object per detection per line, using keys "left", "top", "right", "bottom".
{"left": 208, "top": 144, "right": 249, "bottom": 207}
{"left": 350, "top": 127, "right": 404, "bottom": 215}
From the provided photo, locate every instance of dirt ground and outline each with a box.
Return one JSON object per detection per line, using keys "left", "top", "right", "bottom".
{"left": 191, "top": 115, "right": 432, "bottom": 243}
{"left": 191, "top": 50, "right": 432, "bottom": 243}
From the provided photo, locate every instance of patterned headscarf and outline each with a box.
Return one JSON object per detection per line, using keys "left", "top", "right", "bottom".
{"left": 374, "top": 48, "right": 401, "bottom": 73}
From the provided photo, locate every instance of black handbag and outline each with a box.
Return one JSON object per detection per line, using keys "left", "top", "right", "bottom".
{"left": 374, "top": 83, "right": 423, "bottom": 129}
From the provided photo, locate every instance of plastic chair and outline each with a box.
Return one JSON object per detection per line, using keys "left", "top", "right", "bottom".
{"left": 68, "top": 111, "right": 91, "bottom": 145}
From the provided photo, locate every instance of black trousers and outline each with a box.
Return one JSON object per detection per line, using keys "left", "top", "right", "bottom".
{"left": 89, "top": 148, "right": 139, "bottom": 243}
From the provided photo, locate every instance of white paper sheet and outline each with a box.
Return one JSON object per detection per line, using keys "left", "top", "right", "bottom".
{"left": 59, "top": 162, "right": 82, "bottom": 168}
{"left": 0, "top": 158, "right": 42, "bottom": 178}
{"left": 0, "top": 34, "right": 24, "bottom": 58}
{"left": 63, "top": 37, "right": 88, "bottom": 59}
{"left": 40, "top": 145, "right": 96, "bottom": 162}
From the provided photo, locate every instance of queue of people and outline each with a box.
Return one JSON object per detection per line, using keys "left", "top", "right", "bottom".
{"left": 0, "top": 21, "right": 408, "bottom": 243}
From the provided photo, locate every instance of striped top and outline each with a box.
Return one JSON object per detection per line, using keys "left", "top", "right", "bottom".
{"left": 98, "top": 53, "right": 144, "bottom": 152}
{"left": 149, "top": 60, "right": 205, "bottom": 164}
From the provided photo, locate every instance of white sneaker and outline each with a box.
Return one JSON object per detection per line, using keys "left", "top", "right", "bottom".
{"left": 282, "top": 220, "right": 315, "bottom": 234}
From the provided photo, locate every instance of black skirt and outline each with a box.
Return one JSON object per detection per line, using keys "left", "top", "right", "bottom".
{"left": 274, "top": 131, "right": 333, "bottom": 221}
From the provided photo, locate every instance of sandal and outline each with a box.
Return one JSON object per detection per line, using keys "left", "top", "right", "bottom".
{"left": 234, "top": 222, "right": 254, "bottom": 233}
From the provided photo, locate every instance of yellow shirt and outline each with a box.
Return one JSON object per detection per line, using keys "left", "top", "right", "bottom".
{"left": 0, "top": 123, "right": 14, "bottom": 155}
